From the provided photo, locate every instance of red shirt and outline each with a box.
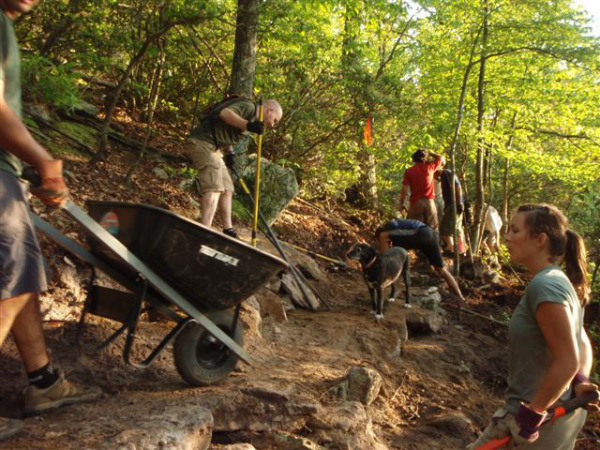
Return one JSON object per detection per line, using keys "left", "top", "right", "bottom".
{"left": 402, "top": 158, "right": 442, "bottom": 204}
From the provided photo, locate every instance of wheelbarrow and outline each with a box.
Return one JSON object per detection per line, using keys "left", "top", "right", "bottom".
{"left": 30, "top": 199, "right": 287, "bottom": 386}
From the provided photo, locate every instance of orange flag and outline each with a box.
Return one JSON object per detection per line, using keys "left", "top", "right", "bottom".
{"left": 363, "top": 116, "right": 373, "bottom": 146}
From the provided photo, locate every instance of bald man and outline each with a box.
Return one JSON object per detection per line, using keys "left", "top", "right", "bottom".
{"left": 185, "top": 98, "right": 283, "bottom": 238}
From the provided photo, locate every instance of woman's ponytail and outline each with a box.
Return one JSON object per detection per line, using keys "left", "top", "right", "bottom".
{"left": 565, "top": 229, "right": 590, "bottom": 306}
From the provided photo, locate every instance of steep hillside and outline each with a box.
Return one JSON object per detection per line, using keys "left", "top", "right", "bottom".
{"left": 0, "top": 115, "right": 598, "bottom": 449}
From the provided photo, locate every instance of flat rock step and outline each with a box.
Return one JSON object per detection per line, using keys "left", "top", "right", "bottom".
{"left": 0, "top": 392, "right": 213, "bottom": 450}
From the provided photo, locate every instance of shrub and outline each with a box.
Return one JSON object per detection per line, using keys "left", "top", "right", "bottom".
{"left": 21, "top": 54, "right": 81, "bottom": 111}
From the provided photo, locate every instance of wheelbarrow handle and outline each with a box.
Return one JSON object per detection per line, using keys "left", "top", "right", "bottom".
{"left": 477, "top": 390, "right": 600, "bottom": 450}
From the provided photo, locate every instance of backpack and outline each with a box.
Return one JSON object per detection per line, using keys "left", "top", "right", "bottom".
{"left": 201, "top": 95, "right": 256, "bottom": 147}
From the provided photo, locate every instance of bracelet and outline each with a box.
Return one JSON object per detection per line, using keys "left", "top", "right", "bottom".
{"left": 571, "top": 372, "right": 589, "bottom": 388}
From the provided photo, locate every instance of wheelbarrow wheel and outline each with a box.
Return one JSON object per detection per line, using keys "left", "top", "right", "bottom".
{"left": 173, "top": 310, "right": 244, "bottom": 386}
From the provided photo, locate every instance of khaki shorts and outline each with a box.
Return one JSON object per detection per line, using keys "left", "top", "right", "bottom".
{"left": 468, "top": 407, "right": 586, "bottom": 450}
{"left": 184, "top": 138, "right": 234, "bottom": 194}
{"left": 407, "top": 197, "right": 438, "bottom": 230}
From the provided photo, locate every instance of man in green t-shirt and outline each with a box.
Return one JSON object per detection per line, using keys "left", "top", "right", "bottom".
{"left": 185, "top": 98, "right": 282, "bottom": 238}
{"left": 1, "top": 0, "right": 99, "bottom": 441}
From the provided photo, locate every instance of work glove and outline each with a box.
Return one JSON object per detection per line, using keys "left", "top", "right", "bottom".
{"left": 224, "top": 150, "right": 236, "bottom": 170}
{"left": 30, "top": 160, "right": 69, "bottom": 207}
{"left": 456, "top": 203, "right": 464, "bottom": 214}
{"left": 508, "top": 404, "right": 547, "bottom": 445}
{"left": 246, "top": 120, "right": 264, "bottom": 135}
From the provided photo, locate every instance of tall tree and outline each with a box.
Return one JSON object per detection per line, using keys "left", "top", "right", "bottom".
{"left": 229, "top": 0, "right": 259, "bottom": 97}
{"left": 91, "top": 1, "right": 216, "bottom": 163}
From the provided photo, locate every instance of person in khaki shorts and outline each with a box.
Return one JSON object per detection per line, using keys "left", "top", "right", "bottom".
{"left": 398, "top": 148, "right": 445, "bottom": 231}
{"left": 1, "top": 0, "right": 100, "bottom": 441}
{"left": 185, "top": 98, "right": 282, "bottom": 238}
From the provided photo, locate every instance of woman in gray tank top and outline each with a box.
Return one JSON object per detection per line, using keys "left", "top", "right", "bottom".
{"left": 469, "top": 204, "right": 598, "bottom": 449}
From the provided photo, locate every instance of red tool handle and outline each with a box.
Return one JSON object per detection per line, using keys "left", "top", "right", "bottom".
{"left": 476, "top": 390, "right": 599, "bottom": 450}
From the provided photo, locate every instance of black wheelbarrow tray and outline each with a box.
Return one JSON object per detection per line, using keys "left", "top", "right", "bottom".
{"left": 31, "top": 200, "right": 287, "bottom": 386}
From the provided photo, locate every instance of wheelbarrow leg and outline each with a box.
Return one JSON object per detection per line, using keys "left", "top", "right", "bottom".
{"left": 122, "top": 277, "right": 148, "bottom": 365}
{"left": 133, "top": 317, "right": 195, "bottom": 367}
{"left": 75, "top": 267, "right": 99, "bottom": 345}
{"left": 95, "top": 276, "right": 146, "bottom": 354}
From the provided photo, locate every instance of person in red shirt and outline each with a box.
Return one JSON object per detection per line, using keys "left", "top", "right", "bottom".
{"left": 398, "top": 149, "right": 445, "bottom": 230}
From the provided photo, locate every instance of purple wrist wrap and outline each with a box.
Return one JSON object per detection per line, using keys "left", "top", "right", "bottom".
{"left": 571, "top": 372, "right": 588, "bottom": 389}
{"left": 515, "top": 404, "right": 546, "bottom": 440}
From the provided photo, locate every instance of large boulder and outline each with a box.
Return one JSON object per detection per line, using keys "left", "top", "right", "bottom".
{"left": 405, "top": 309, "right": 446, "bottom": 334}
{"left": 69, "top": 99, "right": 99, "bottom": 117}
{"left": 307, "top": 402, "right": 388, "bottom": 450}
{"left": 410, "top": 286, "right": 442, "bottom": 311}
{"left": 426, "top": 411, "right": 475, "bottom": 438}
{"left": 253, "top": 431, "right": 325, "bottom": 450}
{"left": 345, "top": 367, "right": 383, "bottom": 406}
{"left": 199, "top": 387, "right": 319, "bottom": 433}
{"left": 3, "top": 392, "right": 213, "bottom": 450}
{"left": 283, "top": 247, "right": 326, "bottom": 281}
{"left": 240, "top": 295, "right": 262, "bottom": 339}
{"left": 218, "top": 445, "right": 257, "bottom": 450}
{"left": 280, "top": 272, "right": 320, "bottom": 310}
{"left": 236, "top": 154, "right": 299, "bottom": 224}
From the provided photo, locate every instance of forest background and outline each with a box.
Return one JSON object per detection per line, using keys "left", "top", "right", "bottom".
{"left": 12, "top": 0, "right": 600, "bottom": 316}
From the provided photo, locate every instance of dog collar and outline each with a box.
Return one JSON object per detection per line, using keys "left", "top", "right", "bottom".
{"left": 363, "top": 256, "right": 377, "bottom": 270}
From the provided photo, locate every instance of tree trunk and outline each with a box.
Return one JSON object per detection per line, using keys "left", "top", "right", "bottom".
{"left": 342, "top": 5, "right": 378, "bottom": 209}
{"left": 483, "top": 110, "right": 499, "bottom": 204}
{"left": 90, "top": 11, "right": 208, "bottom": 164}
{"left": 228, "top": 0, "right": 259, "bottom": 97}
{"left": 126, "top": 42, "right": 165, "bottom": 182}
{"left": 91, "top": 38, "right": 157, "bottom": 164}
{"left": 447, "top": 27, "right": 482, "bottom": 270}
{"left": 501, "top": 112, "right": 517, "bottom": 234}
{"left": 471, "top": 0, "right": 489, "bottom": 254}
{"left": 358, "top": 141, "right": 378, "bottom": 209}
{"left": 501, "top": 157, "right": 510, "bottom": 235}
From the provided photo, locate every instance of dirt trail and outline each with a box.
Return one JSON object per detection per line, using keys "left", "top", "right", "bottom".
{"left": 0, "top": 266, "right": 506, "bottom": 449}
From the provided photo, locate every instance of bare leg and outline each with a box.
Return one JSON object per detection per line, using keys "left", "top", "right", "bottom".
{"left": 200, "top": 191, "right": 222, "bottom": 227}
{"left": 434, "top": 266, "right": 465, "bottom": 300}
{"left": 0, "top": 292, "right": 34, "bottom": 346}
{"left": 1, "top": 292, "right": 49, "bottom": 372}
{"left": 218, "top": 190, "right": 234, "bottom": 229}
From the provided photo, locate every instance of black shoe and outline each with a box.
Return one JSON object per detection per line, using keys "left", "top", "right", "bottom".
{"left": 223, "top": 228, "right": 239, "bottom": 239}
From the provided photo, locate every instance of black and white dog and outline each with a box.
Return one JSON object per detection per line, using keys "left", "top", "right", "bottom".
{"left": 347, "top": 243, "right": 411, "bottom": 319}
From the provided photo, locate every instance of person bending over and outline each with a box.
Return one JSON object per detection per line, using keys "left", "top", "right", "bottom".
{"left": 375, "top": 218, "right": 464, "bottom": 301}
{"left": 184, "top": 98, "right": 282, "bottom": 238}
